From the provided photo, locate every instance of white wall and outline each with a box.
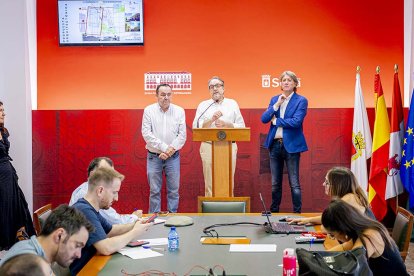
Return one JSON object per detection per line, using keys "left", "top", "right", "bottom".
{"left": 405, "top": 0, "right": 414, "bottom": 106}
{"left": 0, "top": 0, "right": 36, "bottom": 213}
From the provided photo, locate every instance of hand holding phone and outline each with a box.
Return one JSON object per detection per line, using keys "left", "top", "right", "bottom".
{"left": 144, "top": 213, "right": 158, "bottom": 224}
{"left": 127, "top": 240, "right": 149, "bottom": 247}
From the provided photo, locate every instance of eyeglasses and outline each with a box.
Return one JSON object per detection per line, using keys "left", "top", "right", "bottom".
{"left": 208, "top": 83, "right": 223, "bottom": 90}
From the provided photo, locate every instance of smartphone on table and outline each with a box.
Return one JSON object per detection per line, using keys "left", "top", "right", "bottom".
{"left": 127, "top": 240, "right": 150, "bottom": 247}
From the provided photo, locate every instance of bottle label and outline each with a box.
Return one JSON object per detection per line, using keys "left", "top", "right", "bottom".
{"left": 283, "top": 268, "right": 296, "bottom": 276}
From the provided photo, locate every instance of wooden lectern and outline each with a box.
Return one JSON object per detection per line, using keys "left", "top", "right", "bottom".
{"left": 193, "top": 128, "right": 250, "bottom": 197}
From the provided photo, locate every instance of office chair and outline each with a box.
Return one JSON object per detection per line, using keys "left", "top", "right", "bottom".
{"left": 33, "top": 203, "right": 52, "bottom": 235}
{"left": 391, "top": 206, "right": 414, "bottom": 261}
{"left": 198, "top": 196, "right": 250, "bottom": 213}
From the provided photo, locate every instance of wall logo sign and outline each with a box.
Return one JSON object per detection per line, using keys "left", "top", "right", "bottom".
{"left": 261, "top": 74, "right": 301, "bottom": 88}
{"left": 144, "top": 72, "right": 192, "bottom": 95}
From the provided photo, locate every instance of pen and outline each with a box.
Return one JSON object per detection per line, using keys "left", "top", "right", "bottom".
{"left": 309, "top": 237, "right": 314, "bottom": 250}
{"left": 142, "top": 245, "right": 166, "bottom": 251}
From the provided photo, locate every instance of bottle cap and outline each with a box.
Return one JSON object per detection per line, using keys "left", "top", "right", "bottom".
{"left": 283, "top": 248, "right": 294, "bottom": 256}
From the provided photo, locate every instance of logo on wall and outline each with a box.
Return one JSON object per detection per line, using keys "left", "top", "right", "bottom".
{"left": 144, "top": 72, "right": 192, "bottom": 95}
{"left": 261, "top": 74, "right": 301, "bottom": 88}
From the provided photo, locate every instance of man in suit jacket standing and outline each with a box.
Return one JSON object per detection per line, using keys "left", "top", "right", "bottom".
{"left": 261, "top": 71, "right": 308, "bottom": 213}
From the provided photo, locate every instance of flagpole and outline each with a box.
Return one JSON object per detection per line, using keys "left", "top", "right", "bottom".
{"left": 376, "top": 66, "right": 380, "bottom": 73}
{"left": 356, "top": 65, "right": 361, "bottom": 73}
{"left": 395, "top": 63, "right": 399, "bottom": 211}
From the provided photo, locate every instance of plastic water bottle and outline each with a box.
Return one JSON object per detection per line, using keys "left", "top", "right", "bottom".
{"left": 168, "top": 226, "right": 179, "bottom": 252}
{"left": 282, "top": 248, "right": 296, "bottom": 276}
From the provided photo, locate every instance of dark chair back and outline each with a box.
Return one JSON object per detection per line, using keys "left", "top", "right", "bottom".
{"left": 197, "top": 196, "right": 250, "bottom": 213}
{"left": 391, "top": 206, "right": 414, "bottom": 261}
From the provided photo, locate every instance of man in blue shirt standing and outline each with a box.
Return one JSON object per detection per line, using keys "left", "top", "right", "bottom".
{"left": 261, "top": 71, "right": 308, "bottom": 213}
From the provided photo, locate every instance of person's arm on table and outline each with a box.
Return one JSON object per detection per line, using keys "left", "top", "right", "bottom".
{"left": 94, "top": 222, "right": 151, "bottom": 255}
{"left": 107, "top": 220, "right": 147, "bottom": 237}
{"left": 328, "top": 239, "right": 354, "bottom": 251}
{"left": 100, "top": 207, "right": 140, "bottom": 225}
{"left": 287, "top": 215, "right": 321, "bottom": 225}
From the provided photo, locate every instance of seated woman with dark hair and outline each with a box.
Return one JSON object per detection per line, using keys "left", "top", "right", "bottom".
{"left": 288, "top": 166, "right": 374, "bottom": 225}
{"left": 322, "top": 199, "right": 408, "bottom": 275}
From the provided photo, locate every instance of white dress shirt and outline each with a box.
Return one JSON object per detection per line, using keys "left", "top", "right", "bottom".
{"left": 69, "top": 182, "right": 138, "bottom": 225}
{"left": 273, "top": 93, "right": 293, "bottom": 139}
{"left": 142, "top": 103, "right": 187, "bottom": 154}
{"left": 192, "top": 98, "right": 245, "bottom": 129}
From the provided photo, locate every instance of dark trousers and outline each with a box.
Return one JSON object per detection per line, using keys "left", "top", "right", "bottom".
{"left": 269, "top": 140, "right": 302, "bottom": 213}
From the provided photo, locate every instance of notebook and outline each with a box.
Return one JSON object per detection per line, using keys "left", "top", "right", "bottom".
{"left": 259, "top": 193, "right": 308, "bottom": 234}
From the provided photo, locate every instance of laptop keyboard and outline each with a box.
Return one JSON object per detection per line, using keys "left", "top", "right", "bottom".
{"left": 271, "top": 222, "right": 294, "bottom": 232}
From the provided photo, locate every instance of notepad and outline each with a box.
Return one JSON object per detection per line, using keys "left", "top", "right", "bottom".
{"left": 118, "top": 247, "right": 163, "bottom": 259}
{"left": 229, "top": 244, "right": 277, "bottom": 252}
{"left": 200, "top": 237, "right": 251, "bottom": 245}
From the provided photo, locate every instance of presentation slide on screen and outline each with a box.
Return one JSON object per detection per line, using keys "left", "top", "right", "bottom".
{"left": 58, "top": 0, "right": 143, "bottom": 45}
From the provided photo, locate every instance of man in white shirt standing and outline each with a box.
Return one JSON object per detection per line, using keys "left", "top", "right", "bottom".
{"left": 69, "top": 157, "right": 142, "bottom": 224}
{"left": 142, "top": 84, "right": 187, "bottom": 213}
{"left": 192, "top": 76, "right": 245, "bottom": 197}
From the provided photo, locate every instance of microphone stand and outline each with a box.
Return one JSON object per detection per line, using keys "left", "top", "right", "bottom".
{"left": 196, "top": 100, "right": 218, "bottom": 128}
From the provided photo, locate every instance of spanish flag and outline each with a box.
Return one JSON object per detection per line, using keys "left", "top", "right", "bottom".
{"left": 368, "top": 72, "right": 390, "bottom": 220}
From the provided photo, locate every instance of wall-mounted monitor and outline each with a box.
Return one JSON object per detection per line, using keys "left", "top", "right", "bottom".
{"left": 58, "top": 0, "right": 144, "bottom": 46}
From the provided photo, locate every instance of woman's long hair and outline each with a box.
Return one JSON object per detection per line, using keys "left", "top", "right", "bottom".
{"left": 0, "top": 100, "right": 8, "bottom": 136}
{"left": 322, "top": 199, "right": 393, "bottom": 252}
{"left": 327, "top": 167, "right": 369, "bottom": 208}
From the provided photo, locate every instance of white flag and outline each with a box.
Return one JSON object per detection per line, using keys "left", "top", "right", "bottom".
{"left": 351, "top": 72, "right": 372, "bottom": 194}
{"left": 385, "top": 72, "right": 404, "bottom": 199}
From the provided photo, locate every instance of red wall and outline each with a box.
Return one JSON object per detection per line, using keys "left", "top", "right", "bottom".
{"left": 33, "top": 108, "right": 366, "bottom": 213}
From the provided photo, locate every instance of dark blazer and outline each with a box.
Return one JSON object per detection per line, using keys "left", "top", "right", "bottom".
{"left": 261, "top": 92, "right": 308, "bottom": 153}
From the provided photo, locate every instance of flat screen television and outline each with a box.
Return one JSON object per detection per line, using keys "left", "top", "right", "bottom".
{"left": 58, "top": 0, "right": 144, "bottom": 46}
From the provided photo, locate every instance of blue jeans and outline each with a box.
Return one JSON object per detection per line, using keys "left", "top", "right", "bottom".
{"left": 269, "top": 141, "right": 302, "bottom": 213}
{"left": 147, "top": 151, "right": 180, "bottom": 213}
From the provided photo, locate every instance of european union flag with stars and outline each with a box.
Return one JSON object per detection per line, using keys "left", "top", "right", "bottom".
{"left": 401, "top": 93, "right": 414, "bottom": 210}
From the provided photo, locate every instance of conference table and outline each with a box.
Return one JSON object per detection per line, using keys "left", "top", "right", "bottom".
{"left": 78, "top": 213, "right": 326, "bottom": 276}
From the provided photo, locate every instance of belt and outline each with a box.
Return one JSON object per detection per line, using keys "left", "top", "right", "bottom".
{"left": 274, "top": 138, "right": 283, "bottom": 144}
{"left": 147, "top": 150, "right": 179, "bottom": 156}
{"left": 147, "top": 150, "right": 161, "bottom": 156}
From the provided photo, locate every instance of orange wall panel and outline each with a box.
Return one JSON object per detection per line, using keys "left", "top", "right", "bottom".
{"left": 37, "top": 0, "right": 404, "bottom": 109}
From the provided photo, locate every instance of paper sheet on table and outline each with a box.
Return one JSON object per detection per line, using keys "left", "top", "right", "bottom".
{"left": 153, "top": 218, "right": 166, "bottom": 225}
{"left": 139, "top": 238, "right": 168, "bottom": 246}
{"left": 118, "top": 247, "right": 163, "bottom": 259}
{"left": 229, "top": 244, "right": 277, "bottom": 252}
{"left": 141, "top": 218, "right": 166, "bottom": 225}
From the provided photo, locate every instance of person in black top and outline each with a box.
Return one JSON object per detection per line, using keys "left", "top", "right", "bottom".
{"left": 0, "top": 100, "right": 36, "bottom": 250}
{"left": 322, "top": 199, "right": 408, "bottom": 276}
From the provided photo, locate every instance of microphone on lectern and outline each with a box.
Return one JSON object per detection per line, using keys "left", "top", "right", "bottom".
{"left": 196, "top": 99, "right": 218, "bottom": 128}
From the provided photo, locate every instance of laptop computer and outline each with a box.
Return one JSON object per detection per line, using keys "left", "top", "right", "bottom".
{"left": 259, "top": 193, "right": 308, "bottom": 234}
